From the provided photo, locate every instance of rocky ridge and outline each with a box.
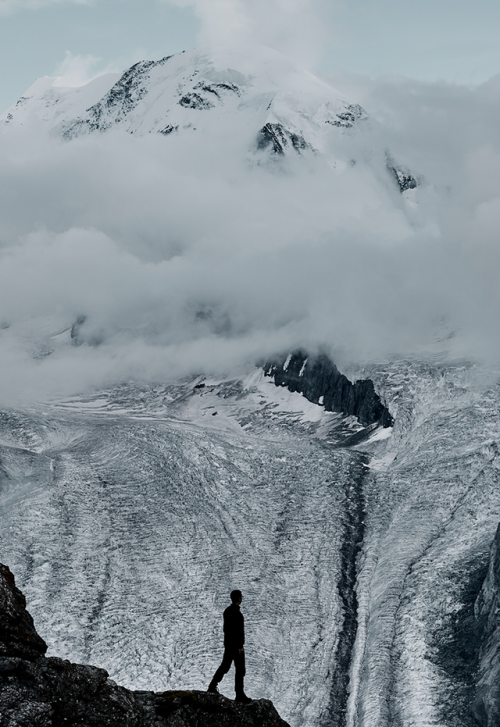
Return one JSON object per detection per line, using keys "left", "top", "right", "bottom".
{"left": 0, "top": 564, "right": 289, "bottom": 727}
{"left": 264, "top": 351, "right": 394, "bottom": 430}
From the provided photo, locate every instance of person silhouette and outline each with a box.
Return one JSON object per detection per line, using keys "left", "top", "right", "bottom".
{"left": 208, "top": 589, "right": 252, "bottom": 703}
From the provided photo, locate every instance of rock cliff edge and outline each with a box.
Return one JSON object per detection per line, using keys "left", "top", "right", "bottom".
{"left": 474, "top": 524, "right": 500, "bottom": 727}
{"left": 0, "top": 564, "right": 290, "bottom": 727}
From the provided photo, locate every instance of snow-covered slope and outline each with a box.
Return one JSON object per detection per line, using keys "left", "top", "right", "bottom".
{"left": 1, "top": 358, "right": 500, "bottom": 727}
{"left": 2, "top": 72, "right": 120, "bottom": 132}
{"left": 1, "top": 46, "right": 416, "bottom": 189}
{"left": 2, "top": 47, "right": 366, "bottom": 155}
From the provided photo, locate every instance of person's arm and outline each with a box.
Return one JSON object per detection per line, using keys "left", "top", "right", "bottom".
{"left": 239, "top": 612, "right": 245, "bottom": 653}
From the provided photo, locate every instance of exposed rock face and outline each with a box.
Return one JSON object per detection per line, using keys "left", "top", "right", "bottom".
{"left": 153, "top": 691, "right": 288, "bottom": 727}
{"left": 61, "top": 56, "right": 173, "bottom": 139}
{"left": 324, "top": 103, "right": 367, "bottom": 129}
{"left": 257, "top": 122, "right": 311, "bottom": 155}
{"left": 388, "top": 164, "right": 418, "bottom": 192}
{"left": 385, "top": 154, "right": 418, "bottom": 193}
{"left": 0, "top": 656, "right": 145, "bottom": 727}
{"left": 0, "top": 564, "right": 290, "bottom": 727}
{"left": 0, "top": 564, "right": 47, "bottom": 661}
{"left": 474, "top": 523, "right": 500, "bottom": 727}
{"left": 263, "top": 351, "right": 393, "bottom": 428}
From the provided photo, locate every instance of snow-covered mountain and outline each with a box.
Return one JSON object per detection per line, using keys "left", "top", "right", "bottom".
{"left": 2, "top": 47, "right": 366, "bottom": 145}
{"left": 1, "top": 46, "right": 415, "bottom": 190}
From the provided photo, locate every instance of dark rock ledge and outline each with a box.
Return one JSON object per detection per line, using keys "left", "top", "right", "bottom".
{"left": 473, "top": 524, "right": 500, "bottom": 727}
{"left": 263, "top": 351, "right": 394, "bottom": 428}
{"left": 0, "top": 564, "right": 289, "bottom": 727}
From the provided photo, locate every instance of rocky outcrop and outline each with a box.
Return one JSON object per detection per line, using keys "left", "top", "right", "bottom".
{"left": 385, "top": 154, "right": 418, "bottom": 193}
{"left": 0, "top": 564, "right": 47, "bottom": 661}
{"left": 324, "top": 103, "right": 367, "bottom": 129}
{"left": 257, "top": 122, "right": 310, "bottom": 155}
{"left": 153, "top": 691, "right": 288, "bottom": 726}
{"left": 61, "top": 55, "right": 174, "bottom": 139}
{"left": 263, "top": 351, "right": 393, "bottom": 428}
{"left": 388, "top": 165, "right": 418, "bottom": 192}
{"left": 0, "top": 564, "right": 290, "bottom": 727}
{"left": 473, "top": 524, "right": 500, "bottom": 727}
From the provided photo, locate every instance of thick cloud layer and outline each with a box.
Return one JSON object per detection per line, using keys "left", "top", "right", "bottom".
{"left": 166, "top": 0, "right": 330, "bottom": 66}
{"left": 1, "top": 67, "right": 500, "bottom": 403}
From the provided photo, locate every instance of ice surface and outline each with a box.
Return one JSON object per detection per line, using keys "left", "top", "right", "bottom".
{"left": 1, "top": 361, "right": 500, "bottom": 727}
{"left": 0, "top": 370, "right": 365, "bottom": 727}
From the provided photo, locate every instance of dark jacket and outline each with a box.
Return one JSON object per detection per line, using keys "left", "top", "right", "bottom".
{"left": 223, "top": 603, "right": 245, "bottom": 650}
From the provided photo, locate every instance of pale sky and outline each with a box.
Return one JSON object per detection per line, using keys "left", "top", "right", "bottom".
{"left": 1, "top": 0, "right": 500, "bottom": 113}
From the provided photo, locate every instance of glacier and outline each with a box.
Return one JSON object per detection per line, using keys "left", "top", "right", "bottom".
{"left": 1, "top": 358, "right": 500, "bottom": 726}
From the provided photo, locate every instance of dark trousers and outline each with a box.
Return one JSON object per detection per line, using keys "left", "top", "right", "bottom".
{"left": 211, "top": 648, "right": 246, "bottom": 695}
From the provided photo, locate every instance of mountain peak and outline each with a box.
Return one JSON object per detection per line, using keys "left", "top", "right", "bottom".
{"left": 1, "top": 45, "right": 368, "bottom": 160}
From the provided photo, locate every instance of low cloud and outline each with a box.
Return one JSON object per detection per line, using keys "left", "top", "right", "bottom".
{"left": 1, "top": 66, "right": 500, "bottom": 403}
{"left": 52, "top": 52, "right": 119, "bottom": 88}
{"left": 165, "top": 0, "right": 332, "bottom": 67}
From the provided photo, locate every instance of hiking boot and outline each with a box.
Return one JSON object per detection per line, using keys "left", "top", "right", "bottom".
{"left": 207, "top": 681, "right": 219, "bottom": 694}
{"left": 235, "top": 693, "right": 252, "bottom": 704}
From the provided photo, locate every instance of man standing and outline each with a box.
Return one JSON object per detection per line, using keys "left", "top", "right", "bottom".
{"left": 208, "top": 590, "right": 252, "bottom": 703}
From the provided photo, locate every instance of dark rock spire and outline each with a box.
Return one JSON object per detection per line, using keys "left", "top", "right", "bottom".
{"left": 263, "top": 350, "right": 394, "bottom": 428}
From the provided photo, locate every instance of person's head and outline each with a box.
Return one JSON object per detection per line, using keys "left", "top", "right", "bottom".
{"left": 230, "top": 589, "right": 242, "bottom": 605}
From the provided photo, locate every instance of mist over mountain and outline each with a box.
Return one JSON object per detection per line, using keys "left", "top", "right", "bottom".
{"left": 1, "top": 45, "right": 500, "bottom": 403}
{"left": 2, "top": 43, "right": 500, "bottom": 727}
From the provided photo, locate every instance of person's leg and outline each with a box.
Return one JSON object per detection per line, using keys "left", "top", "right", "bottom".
{"left": 234, "top": 649, "right": 247, "bottom": 698}
{"left": 208, "top": 649, "right": 233, "bottom": 691}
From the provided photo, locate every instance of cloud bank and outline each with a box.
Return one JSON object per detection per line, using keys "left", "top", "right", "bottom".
{"left": 165, "top": 0, "right": 331, "bottom": 67}
{"left": 52, "top": 52, "right": 120, "bottom": 88}
{"left": 1, "top": 64, "right": 500, "bottom": 403}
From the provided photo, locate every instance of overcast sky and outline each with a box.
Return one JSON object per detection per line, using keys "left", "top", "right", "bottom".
{"left": 2, "top": 0, "right": 500, "bottom": 113}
